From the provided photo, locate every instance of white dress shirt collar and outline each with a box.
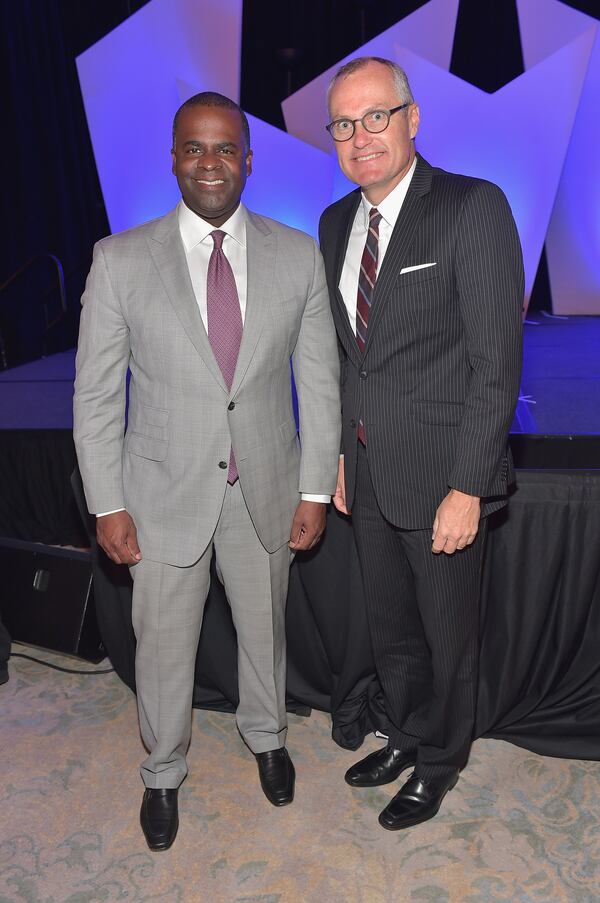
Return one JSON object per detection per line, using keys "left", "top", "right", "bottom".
{"left": 359, "top": 155, "right": 417, "bottom": 230}
{"left": 178, "top": 199, "right": 247, "bottom": 251}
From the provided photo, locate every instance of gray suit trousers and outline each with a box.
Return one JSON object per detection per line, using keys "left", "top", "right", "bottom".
{"left": 130, "top": 480, "right": 290, "bottom": 789}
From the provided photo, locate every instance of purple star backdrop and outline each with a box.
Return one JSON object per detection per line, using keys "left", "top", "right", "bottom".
{"left": 77, "top": 0, "right": 600, "bottom": 314}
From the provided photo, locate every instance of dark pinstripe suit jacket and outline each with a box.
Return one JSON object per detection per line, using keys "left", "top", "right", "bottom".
{"left": 319, "top": 154, "right": 524, "bottom": 529}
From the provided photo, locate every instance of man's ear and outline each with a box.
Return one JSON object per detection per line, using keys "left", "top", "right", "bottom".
{"left": 409, "top": 104, "right": 420, "bottom": 141}
{"left": 246, "top": 149, "right": 253, "bottom": 177}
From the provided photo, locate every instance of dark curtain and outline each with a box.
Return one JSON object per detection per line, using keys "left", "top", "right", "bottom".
{"left": 2, "top": 437, "right": 598, "bottom": 759}
{"left": 0, "top": 0, "right": 112, "bottom": 353}
{"left": 476, "top": 472, "right": 600, "bottom": 759}
{"left": 0, "top": 611, "right": 10, "bottom": 667}
{"left": 285, "top": 510, "right": 387, "bottom": 748}
{"left": 78, "top": 469, "right": 600, "bottom": 761}
{"left": 0, "top": 431, "right": 87, "bottom": 546}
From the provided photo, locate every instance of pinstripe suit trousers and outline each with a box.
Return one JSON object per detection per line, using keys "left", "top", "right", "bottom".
{"left": 353, "top": 444, "right": 487, "bottom": 780}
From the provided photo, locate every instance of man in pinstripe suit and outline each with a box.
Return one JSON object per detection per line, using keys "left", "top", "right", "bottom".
{"left": 319, "top": 57, "right": 523, "bottom": 830}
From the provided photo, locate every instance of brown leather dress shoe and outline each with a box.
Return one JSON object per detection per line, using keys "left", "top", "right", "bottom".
{"left": 256, "top": 748, "right": 295, "bottom": 806}
{"left": 344, "top": 745, "right": 417, "bottom": 787}
{"left": 378, "top": 771, "right": 459, "bottom": 830}
{"left": 140, "top": 788, "right": 179, "bottom": 850}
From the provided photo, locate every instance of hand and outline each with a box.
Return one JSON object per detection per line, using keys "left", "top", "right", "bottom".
{"left": 289, "top": 501, "right": 327, "bottom": 551}
{"left": 332, "top": 456, "right": 350, "bottom": 516}
{"left": 432, "top": 489, "right": 480, "bottom": 555}
{"left": 96, "top": 510, "right": 142, "bottom": 565}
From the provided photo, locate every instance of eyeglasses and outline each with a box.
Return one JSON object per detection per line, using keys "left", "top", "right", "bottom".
{"left": 325, "top": 104, "right": 409, "bottom": 142}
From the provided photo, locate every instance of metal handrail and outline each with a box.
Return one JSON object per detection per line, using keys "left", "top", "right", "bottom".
{"left": 0, "top": 253, "right": 68, "bottom": 368}
{"left": 0, "top": 252, "right": 68, "bottom": 317}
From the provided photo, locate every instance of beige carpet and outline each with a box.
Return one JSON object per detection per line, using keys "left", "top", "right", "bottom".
{"left": 1, "top": 646, "right": 599, "bottom": 903}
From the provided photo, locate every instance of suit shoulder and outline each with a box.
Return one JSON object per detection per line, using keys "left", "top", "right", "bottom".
{"left": 426, "top": 166, "right": 520, "bottom": 261}
{"left": 320, "top": 189, "right": 361, "bottom": 226}
{"left": 94, "top": 211, "right": 172, "bottom": 254}
{"left": 430, "top": 166, "right": 509, "bottom": 206}
{"left": 249, "top": 212, "right": 318, "bottom": 251}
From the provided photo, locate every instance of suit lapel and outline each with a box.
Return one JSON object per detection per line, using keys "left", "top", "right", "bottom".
{"left": 148, "top": 209, "right": 227, "bottom": 392}
{"left": 333, "top": 191, "right": 361, "bottom": 290}
{"left": 230, "top": 211, "right": 274, "bottom": 396}
{"left": 330, "top": 191, "right": 362, "bottom": 364}
{"left": 364, "top": 154, "right": 433, "bottom": 355}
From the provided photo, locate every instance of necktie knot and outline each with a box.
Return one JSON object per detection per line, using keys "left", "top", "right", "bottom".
{"left": 211, "top": 230, "right": 225, "bottom": 250}
{"left": 369, "top": 208, "right": 382, "bottom": 230}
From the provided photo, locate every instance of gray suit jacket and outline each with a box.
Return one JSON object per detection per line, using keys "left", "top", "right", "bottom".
{"left": 319, "top": 154, "right": 523, "bottom": 528}
{"left": 74, "top": 206, "right": 341, "bottom": 566}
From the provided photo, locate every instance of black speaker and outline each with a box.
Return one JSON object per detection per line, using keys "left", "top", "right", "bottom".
{"left": 0, "top": 537, "right": 104, "bottom": 662}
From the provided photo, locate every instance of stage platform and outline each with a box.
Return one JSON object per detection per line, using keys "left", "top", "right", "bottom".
{"left": 0, "top": 315, "right": 599, "bottom": 466}
{"left": 0, "top": 349, "right": 76, "bottom": 430}
{"left": 511, "top": 313, "right": 600, "bottom": 467}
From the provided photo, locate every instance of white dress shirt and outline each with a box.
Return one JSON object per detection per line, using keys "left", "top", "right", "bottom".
{"left": 97, "top": 200, "right": 328, "bottom": 514}
{"left": 178, "top": 198, "right": 248, "bottom": 328}
{"left": 339, "top": 156, "right": 417, "bottom": 333}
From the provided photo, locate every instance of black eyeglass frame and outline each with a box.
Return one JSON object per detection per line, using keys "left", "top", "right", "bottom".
{"left": 325, "top": 103, "right": 410, "bottom": 141}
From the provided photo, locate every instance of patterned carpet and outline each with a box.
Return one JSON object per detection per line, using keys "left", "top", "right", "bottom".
{"left": 1, "top": 647, "right": 598, "bottom": 903}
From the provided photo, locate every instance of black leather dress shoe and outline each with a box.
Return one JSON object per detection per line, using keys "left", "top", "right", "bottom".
{"left": 344, "top": 745, "right": 417, "bottom": 787}
{"left": 140, "top": 788, "right": 179, "bottom": 850}
{"left": 378, "top": 771, "right": 459, "bottom": 830}
{"left": 256, "top": 748, "right": 295, "bottom": 806}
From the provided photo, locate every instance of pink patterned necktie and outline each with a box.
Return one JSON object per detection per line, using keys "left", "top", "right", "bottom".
{"left": 206, "top": 229, "right": 243, "bottom": 483}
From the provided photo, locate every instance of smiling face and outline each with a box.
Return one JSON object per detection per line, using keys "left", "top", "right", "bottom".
{"left": 171, "top": 104, "right": 252, "bottom": 226}
{"left": 328, "top": 61, "right": 419, "bottom": 205}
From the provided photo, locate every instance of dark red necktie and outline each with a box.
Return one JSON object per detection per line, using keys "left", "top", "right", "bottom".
{"left": 356, "top": 207, "right": 381, "bottom": 444}
{"left": 206, "top": 230, "right": 243, "bottom": 482}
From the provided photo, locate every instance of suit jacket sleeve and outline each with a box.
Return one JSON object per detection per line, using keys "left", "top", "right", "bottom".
{"left": 291, "top": 239, "right": 341, "bottom": 495}
{"left": 73, "top": 240, "right": 130, "bottom": 515}
{"left": 318, "top": 214, "right": 346, "bottom": 457}
{"left": 448, "top": 180, "right": 524, "bottom": 496}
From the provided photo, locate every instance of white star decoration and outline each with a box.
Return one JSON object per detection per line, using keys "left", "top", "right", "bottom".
{"left": 77, "top": 0, "right": 599, "bottom": 314}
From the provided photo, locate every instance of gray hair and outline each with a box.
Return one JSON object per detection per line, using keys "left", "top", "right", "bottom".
{"left": 327, "top": 57, "right": 414, "bottom": 111}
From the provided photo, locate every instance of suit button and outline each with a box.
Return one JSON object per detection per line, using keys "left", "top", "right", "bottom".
{"left": 218, "top": 460, "right": 228, "bottom": 469}
{"left": 359, "top": 370, "right": 367, "bottom": 379}
{"left": 228, "top": 401, "right": 235, "bottom": 411}
{"left": 350, "top": 419, "right": 356, "bottom": 428}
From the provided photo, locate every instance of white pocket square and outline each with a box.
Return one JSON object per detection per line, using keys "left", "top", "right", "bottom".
{"left": 400, "top": 262, "right": 437, "bottom": 274}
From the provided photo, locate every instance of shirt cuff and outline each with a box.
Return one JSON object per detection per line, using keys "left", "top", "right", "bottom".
{"left": 301, "top": 494, "right": 330, "bottom": 504}
{"left": 96, "top": 508, "right": 126, "bottom": 517}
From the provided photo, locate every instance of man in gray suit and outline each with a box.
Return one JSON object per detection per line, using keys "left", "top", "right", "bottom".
{"left": 319, "top": 58, "right": 523, "bottom": 830}
{"left": 74, "top": 92, "right": 340, "bottom": 850}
